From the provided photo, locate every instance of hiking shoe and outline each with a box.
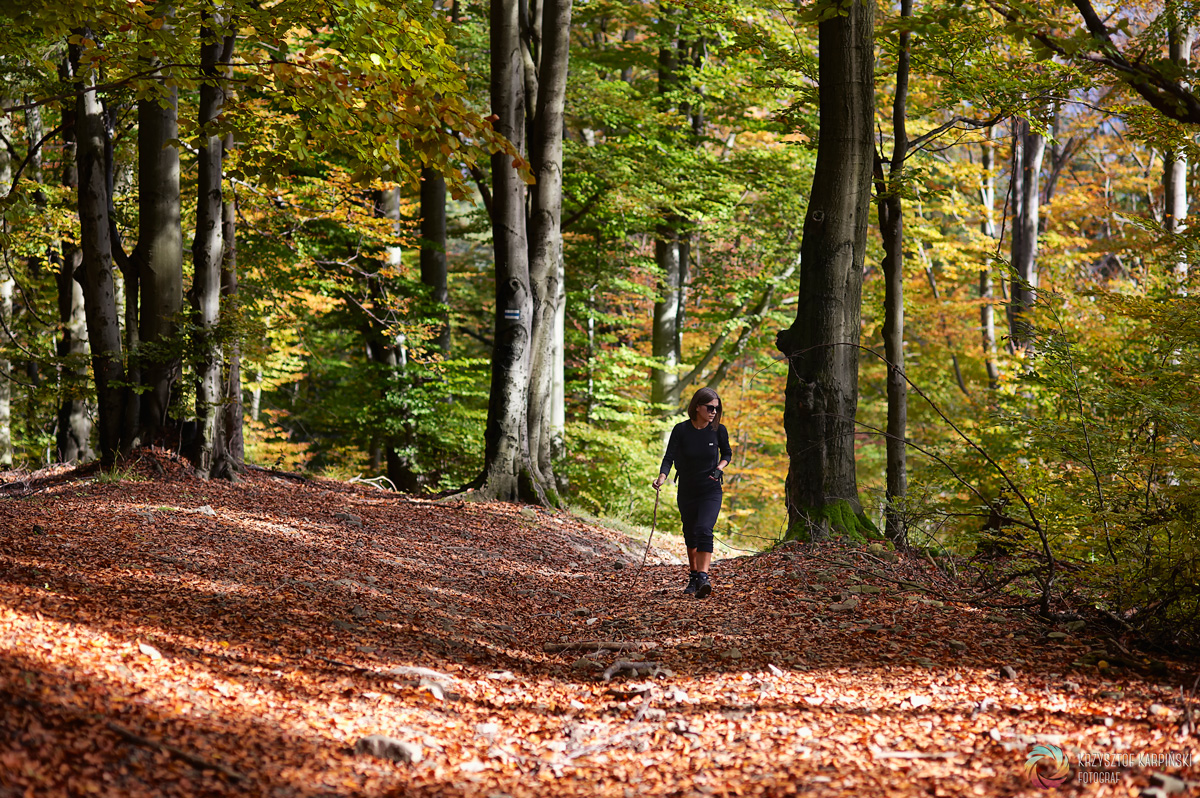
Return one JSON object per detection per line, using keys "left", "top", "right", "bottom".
{"left": 694, "top": 572, "right": 712, "bottom": 599}
{"left": 683, "top": 571, "right": 699, "bottom": 595}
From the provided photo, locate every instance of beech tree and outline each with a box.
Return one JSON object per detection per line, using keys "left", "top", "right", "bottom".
{"left": 55, "top": 55, "right": 92, "bottom": 463}
{"left": 873, "top": 0, "right": 913, "bottom": 546}
{"left": 191, "top": 9, "right": 235, "bottom": 478}
{"left": 1006, "top": 116, "right": 1045, "bottom": 349}
{"left": 477, "top": 0, "right": 573, "bottom": 504}
{"left": 72, "top": 38, "right": 126, "bottom": 466}
{"left": 133, "top": 12, "right": 184, "bottom": 448}
{"left": 776, "top": 0, "right": 877, "bottom": 541}
{"left": 1162, "top": 10, "right": 1193, "bottom": 285}
{"left": 0, "top": 101, "right": 12, "bottom": 468}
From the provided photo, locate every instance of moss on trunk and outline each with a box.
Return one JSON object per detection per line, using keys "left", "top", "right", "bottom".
{"left": 783, "top": 500, "right": 882, "bottom": 543}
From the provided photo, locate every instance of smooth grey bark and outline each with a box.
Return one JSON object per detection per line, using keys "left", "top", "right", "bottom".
{"left": 650, "top": 8, "right": 687, "bottom": 415}
{"left": 135, "top": 50, "right": 184, "bottom": 444}
{"left": 775, "top": 0, "right": 875, "bottom": 540}
{"left": 75, "top": 40, "right": 126, "bottom": 466}
{"left": 551, "top": 252, "right": 565, "bottom": 468}
{"left": 25, "top": 105, "right": 43, "bottom": 185}
{"left": 650, "top": 227, "right": 684, "bottom": 410}
{"left": 978, "top": 133, "right": 1000, "bottom": 390}
{"left": 620, "top": 27, "right": 637, "bottom": 83}
{"left": 55, "top": 56, "right": 91, "bottom": 462}
{"left": 479, "top": 0, "right": 542, "bottom": 503}
{"left": 1007, "top": 117, "right": 1045, "bottom": 349}
{"left": 649, "top": 22, "right": 711, "bottom": 417}
{"left": 220, "top": 134, "right": 243, "bottom": 470}
{"left": 191, "top": 17, "right": 235, "bottom": 478}
{"left": 0, "top": 104, "right": 12, "bottom": 467}
{"left": 109, "top": 99, "right": 140, "bottom": 455}
{"left": 1163, "top": 16, "right": 1193, "bottom": 285}
{"left": 419, "top": 167, "right": 450, "bottom": 355}
{"left": 525, "top": 0, "right": 572, "bottom": 503}
{"left": 56, "top": 245, "right": 91, "bottom": 463}
{"left": 249, "top": 369, "right": 262, "bottom": 422}
{"left": 873, "top": 0, "right": 911, "bottom": 546}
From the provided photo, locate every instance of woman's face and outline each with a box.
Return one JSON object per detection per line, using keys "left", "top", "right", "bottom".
{"left": 697, "top": 397, "right": 720, "bottom": 422}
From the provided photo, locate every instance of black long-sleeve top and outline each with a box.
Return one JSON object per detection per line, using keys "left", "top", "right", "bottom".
{"left": 659, "top": 421, "right": 732, "bottom": 485}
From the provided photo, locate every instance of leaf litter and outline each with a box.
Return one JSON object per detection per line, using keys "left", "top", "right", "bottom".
{"left": 0, "top": 452, "right": 1196, "bottom": 797}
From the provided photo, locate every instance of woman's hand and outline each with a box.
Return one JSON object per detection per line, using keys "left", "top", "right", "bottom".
{"left": 652, "top": 473, "right": 667, "bottom": 490}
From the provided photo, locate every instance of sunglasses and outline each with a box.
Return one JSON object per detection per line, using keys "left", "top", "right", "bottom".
{"left": 701, "top": 404, "right": 720, "bottom": 413}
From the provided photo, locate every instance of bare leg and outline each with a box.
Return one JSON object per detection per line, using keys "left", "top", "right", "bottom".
{"left": 695, "top": 550, "right": 712, "bottom": 574}
{"left": 687, "top": 548, "right": 698, "bottom": 572}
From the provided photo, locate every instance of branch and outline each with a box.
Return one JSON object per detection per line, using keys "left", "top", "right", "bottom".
{"left": 2, "top": 59, "right": 306, "bottom": 115}
{"left": 0, "top": 122, "right": 68, "bottom": 202}
{"left": 989, "top": 0, "right": 1200, "bottom": 124}
{"left": 705, "top": 266, "right": 794, "bottom": 391}
{"left": 676, "top": 303, "right": 744, "bottom": 393}
{"left": 684, "top": 264, "right": 794, "bottom": 393}
{"left": 907, "top": 113, "right": 1007, "bottom": 156}
{"left": 106, "top": 722, "right": 247, "bottom": 781}
{"left": 468, "top": 163, "right": 493, "bottom": 220}
{"left": 562, "top": 187, "right": 606, "bottom": 231}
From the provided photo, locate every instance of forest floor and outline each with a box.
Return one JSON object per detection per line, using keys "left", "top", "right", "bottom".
{"left": 0, "top": 451, "right": 1197, "bottom": 798}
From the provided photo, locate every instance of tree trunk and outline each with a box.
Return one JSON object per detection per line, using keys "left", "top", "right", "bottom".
{"left": 650, "top": 9, "right": 686, "bottom": 415}
{"left": 249, "top": 370, "right": 262, "bottom": 422}
{"left": 369, "top": 186, "right": 421, "bottom": 493}
{"left": 191, "top": 18, "right": 235, "bottom": 477}
{"left": 651, "top": 227, "right": 684, "bottom": 412}
{"left": 56, "top": 246, "right": 91, "bottom": 463}
{"left": 135, "top": 38, "right": 184, "bottom": 445}
{"left": 526, "top": 0, "right": 572, "bottom": 504}
{"left": 1007, "top": 117, "right": 1045, "bottom": 349}
{"left": 551, "top": 248, "right": 566, "bottom": 478}
{"left": 74, "top": 39, "right": 126, "bottom": 466}
{"left": 875, "top": 0, "right": 911, "bottom": 547}
{"left": 479, "top": 0, "right": 542, "bottom": 503}
{"left": 419, "top": 167, "right": 451, "bottom": 355}
{"left": 55, "top": 56, "right": 91, "bottom": 463}
{"left": 220, "top": 133, "right": 244, "bottom": 472}
{"left": 1164, "top": 15, "right": 1192, "bottom": 286}
{"left": 775, "top": 0, "right": 876, "bottom": 542}
{"left": 979, "top": 133, "right": 1001, "bottom": 390}
{"left": 0, "top": 103, "right": 13, "bottom": 467}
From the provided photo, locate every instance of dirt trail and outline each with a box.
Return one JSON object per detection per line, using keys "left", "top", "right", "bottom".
{"left": 0, "top": 454, "right": 1195, "bottom": 797}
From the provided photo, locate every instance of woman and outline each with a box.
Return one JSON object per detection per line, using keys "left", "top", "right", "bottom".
{"left": 653, "top": 387, "right": 732, "bottom": 599}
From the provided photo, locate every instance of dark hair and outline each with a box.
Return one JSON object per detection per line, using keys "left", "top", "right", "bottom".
{"left": 687, "top": 387, "right": 723, "bottom": 427}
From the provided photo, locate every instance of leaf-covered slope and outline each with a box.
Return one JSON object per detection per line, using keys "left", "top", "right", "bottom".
{"left": 0, "top": 453, "right": 1195, "bottom": 797}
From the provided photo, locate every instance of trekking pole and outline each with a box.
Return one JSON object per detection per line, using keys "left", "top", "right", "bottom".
{"left": 640, "top": 484, "right": 661, "bottom": 571}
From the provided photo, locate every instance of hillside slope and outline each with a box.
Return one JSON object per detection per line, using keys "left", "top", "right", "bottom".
{"left": 0, "top": 452, "right": 1195, "bottom": 797}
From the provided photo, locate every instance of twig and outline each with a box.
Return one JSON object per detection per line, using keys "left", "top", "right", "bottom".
{"left": 349, "top": 473, "right": 398, "bottom": 491}
{"left": 542, "top": 641, "right": 658, "bottom": 653}
{"left": 317, "top": 655, "right": 369, "bottom": 671}
{"left": 106, "top": 722, "right": 247, "bottom": 782}
{"left": 801, "top": 551, "right": 956, "bottom": 602}
{"left": 602, "top": 660, "right": 660, "bottom": 682}
{"left": 1183, "top": 675, "right": 1199, "bottom": 740}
